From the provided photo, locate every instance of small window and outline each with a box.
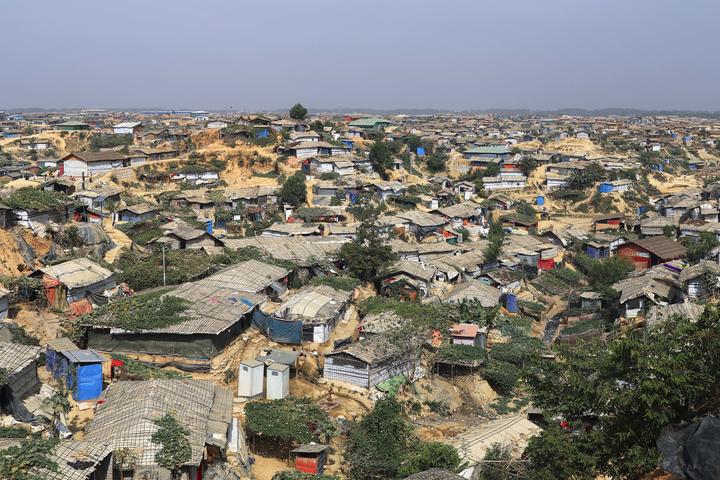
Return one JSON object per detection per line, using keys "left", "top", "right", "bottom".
{"left": 242, "top": 366, "right": 248, "bottom": 371}
{"left": 272, "top": 371, "right": 278, "bottom": 376}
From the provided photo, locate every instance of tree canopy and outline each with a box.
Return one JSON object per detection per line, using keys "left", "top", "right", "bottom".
{"left": 280, "top": 171, "right": 308, "bottom": 207}
{"left": 525, "top": 305, "right": 720, "bottom": 478}
{"left": 426, "top": 150, "right": 448, "bottom": 173}
{"left": 573, "top": 253, "right": 633, "bottom": 290}
{"left": 368, "top": 139, "right": 394, "bottom": 179}
{"left": 567, "top": 163, "right": 605, "bottom": 190}
{"left": 289, "top": 103, "right": 308, "bottom": 121}
{"left": 345, "top": 398, "right": 412, "bottom": 479}
{"left": 682, "top": 231, "right": 719, "bottom": 263}
{"left": 339, "top": 215, "right": 396, "bottom": 282}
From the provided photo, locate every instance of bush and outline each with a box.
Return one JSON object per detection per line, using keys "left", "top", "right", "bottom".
{"left": 318, "top": 172, "right": 340, "bottom": 181}
{"left": 489, "top": 336, "right": 544, "bottom": 367}
{"left": 5, "top": 188, "right": 67, "bottom": 211}
{"left": 398, "top": 442, "right": 462, "bottom": 477}
{"left": 574, "top": 253, "right": 633, "bottom": 289}
{"left": 246, "top": 397, "right": 335, "bottom": 446}
{"left": 483, "top": 360, "right": 521, "bottom": 395}
{"left": 438, "top": 344, "right": 487, "bottom": 363}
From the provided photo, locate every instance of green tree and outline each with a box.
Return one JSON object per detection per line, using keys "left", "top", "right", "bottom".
{"left": 369, "top": 139, "right": 394, "bottom": 180}
{"left": 398, "top": 442, "right": 462, "bottom": 477}
{"left": 683, "top": 231, "right": 719, "bottom": 263}
{"left": 289, "top": 103, "right": 308, "bottom": 121}
{"left": 520, "top": 156, "right": 539, "bottom": 176}
{"left": 524, "top": 425, "right": 597, "bottom": 480}
{"left": 310, "top": 120, "right": 324, "bottom": 133}
{"left": 483, "top": 222, "right": 505, "bottom": 263}
{"left": 662, "top": 224, "right": 676, "bottom": 238}
{"left": 404, "top": 134, "right": 423, "bottom": 153}
{"left": 0, "top": 437, "right": 59, "bottom": 480}
{"left": 476, "top": 443, "right": 525, "bottom": 480}
{"left": 41, "top": 386, "right": 71, "bottom": 437}
{"left": 573, "top": 253, "right": 633, "bottom": 290}
{"left": 151, "top": 413, "right": 192, "bottom": 479}
{"left": 426, "top": 150, "right": 448, "bottom": 173}
{"left": 567, "top": 163, "right": 605, "bottom": 190}
{"left": 485, "top": 163, "right": 501, "bottom": 177}
{"left": 526, "top": 305, "right": 720, "bottom": 478}
{"left": 338, "top": 215, "right": 396, "bottom": 282}
{"left": 345, "top": 398, "right": 412, "bottom": 479}
{"left": 280, "top": 171, "right": 307, "bottom": 207}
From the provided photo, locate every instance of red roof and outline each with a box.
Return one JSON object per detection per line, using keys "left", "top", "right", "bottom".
{"left": 449, "top": 323, "right": 479, "bottom": 338}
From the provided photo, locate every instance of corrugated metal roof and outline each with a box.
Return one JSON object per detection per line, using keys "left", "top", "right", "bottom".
{"left": 84, "top": 380, "right": 231, "bottom": 469}
{"left": 0, "top": 341, "right": 41, "bottom": 374}
{"left": 223, "top": 237, "right": 346, "bottom": 266}
{"left": 62, "top": 349, "right": 105, "bottom": 364}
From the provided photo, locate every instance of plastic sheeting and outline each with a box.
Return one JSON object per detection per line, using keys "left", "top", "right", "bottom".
{"left": 252, "top": 309, "right": 302, "bottom": 344}
{"left": 60, "top": 222, "right": 112, "bottom": 246}
{"left": 658, "top": 416, "right": 720, "bottom": 480}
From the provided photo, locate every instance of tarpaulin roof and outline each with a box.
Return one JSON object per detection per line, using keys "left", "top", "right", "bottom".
{"left": 273, "top": 285, "right": 350, "bottom": 325}
{"left": 37, "top": 258, "right": 114, "bottom": 289}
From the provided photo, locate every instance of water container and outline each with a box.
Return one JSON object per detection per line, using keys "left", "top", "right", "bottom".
{"left": 205, "top": 220, "right": 213, "bottom": 234}
{"left": 536, "top": 195, "right": 545, "bottom": 206}
{"left": 506, "top": 293, "right": 518, "bottom": 313}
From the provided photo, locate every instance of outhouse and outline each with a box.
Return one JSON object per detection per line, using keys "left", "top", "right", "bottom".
{"left": 238, "top": 359, "right": 264, "bottom": 398}
{"left": 292, "top": 444, "right": 330, "bottom": 475}
{"left": 46, "top": 338, "right": 105, "bottom": 401}
{"left": 266, "top": 362, "right": 289, "bottom": 400}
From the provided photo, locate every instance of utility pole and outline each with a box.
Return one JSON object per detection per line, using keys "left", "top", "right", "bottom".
{"left": 162, "top": 243, "right": 166, "bottom": 287}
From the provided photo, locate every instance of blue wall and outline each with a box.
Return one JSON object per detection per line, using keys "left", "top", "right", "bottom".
{"left": 75, "top": 363, "right": 103, "bottom": 401}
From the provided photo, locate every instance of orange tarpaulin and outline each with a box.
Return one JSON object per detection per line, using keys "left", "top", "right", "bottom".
{"left": 68, "top": 299, "right": 93, "bottom": 317}
{"left": 42, "top": 275, "right": 65, "bottom": 309}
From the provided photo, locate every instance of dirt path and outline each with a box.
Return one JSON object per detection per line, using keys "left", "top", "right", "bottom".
{"left": 102, "top": 219, "right": 133, "bottom": 264}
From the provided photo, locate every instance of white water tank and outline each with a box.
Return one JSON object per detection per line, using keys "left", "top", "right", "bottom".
{"left": 266, "top": 362, "right": 290, "bottom": 400}
{"left": 238, "top": 359, "right": 264, "bottom": 398}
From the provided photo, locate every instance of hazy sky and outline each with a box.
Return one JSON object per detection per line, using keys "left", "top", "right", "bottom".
{"left": 2, "top": 0, "right": 719, "bottom": 111}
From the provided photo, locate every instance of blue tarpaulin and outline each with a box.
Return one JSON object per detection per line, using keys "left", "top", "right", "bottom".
{"left": 252, "top": 309, "right": 302, "bottom": 344}
{"left": 74, "top": 363, "right": 103, "bottom": 401}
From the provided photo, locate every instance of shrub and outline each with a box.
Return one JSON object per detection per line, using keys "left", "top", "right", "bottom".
{"left": 483, "top": 360, "right": 521, "bottom": 395}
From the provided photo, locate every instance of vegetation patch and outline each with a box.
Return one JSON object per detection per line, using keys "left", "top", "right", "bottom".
{"left": 81, "top": 289, "right": 190, "bottom": 331}
{"left": 245, "top": 397, "right": 335, "bottom": 446}
{"left": 437, "top": 344, "right": 487, "bottom": 363}
{"left": 111, "top": 354, "right": 190, "bottom": 380}
{"left": 5, "top": 188, "right": 67, "bottom": 211}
